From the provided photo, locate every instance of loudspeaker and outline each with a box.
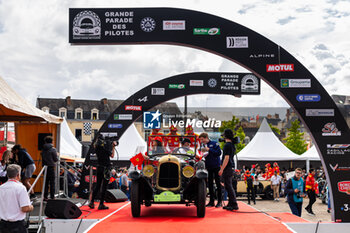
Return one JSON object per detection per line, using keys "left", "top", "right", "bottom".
{"left": 105, "top": 189, "right": 128, "bottom": 203}
{"left": 45, "top": 200, "right": 82, "bottom": 219}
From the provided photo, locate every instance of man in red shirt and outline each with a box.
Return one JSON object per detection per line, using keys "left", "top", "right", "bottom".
{"left": 185, "top": 125, "right": 200, "bottom": 149}
{"left": 147, "top": 128, "right": 164, "bottom": 148}
{"left": 305, "top": 168, "right": 317, "bottom": 215}
{"left": 165, "top": 125, "right": 180, "bottom": 152}
{"left": 244, "top": 170, "right": 255, "bottom": 205}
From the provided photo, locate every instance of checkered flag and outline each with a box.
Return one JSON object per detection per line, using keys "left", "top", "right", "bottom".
{"left": 83, "top": 122, "right": 92, "bottom": 135}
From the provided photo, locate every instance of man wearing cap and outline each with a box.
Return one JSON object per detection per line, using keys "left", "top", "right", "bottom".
{"left": 198, "top": 132, "right": 222, "bottom": 208}
{"left": 185, "top": 125, "right": 200, "bottom": 149}
{"left": 147, "top": 128, "right": 164, "bottom": 148}
{"left": 218, "top": 129, "right": 239, "bottom": 211}
{"left": 165, "top": 125, "right": 180, "bottom": 152}
{"left": 244, "top": 169, "right": 256, "bottom": 205}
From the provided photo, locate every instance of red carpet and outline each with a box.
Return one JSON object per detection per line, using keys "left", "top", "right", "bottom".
{"left": 269, "top": 212, "right": 310, "bottom": 223}
{"left": 85, "top": 201, "right": 295, "bottom": 233}
{"left": 79, "top": 202, "right": 128, "bottom": 219}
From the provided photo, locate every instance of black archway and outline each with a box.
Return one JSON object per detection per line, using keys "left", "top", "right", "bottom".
{"left": 70, "top": 8, "right": 350, "bottom": 222}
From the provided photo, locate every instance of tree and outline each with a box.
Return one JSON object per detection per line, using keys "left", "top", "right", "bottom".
{"left": 269, "top": 123, "right": 280, "bottom": 136}
{"left": 283, "top": 119, "right": 307, "bottom": 155}
{"left": 219, "top": 116, "right": 246, "bottom": 153}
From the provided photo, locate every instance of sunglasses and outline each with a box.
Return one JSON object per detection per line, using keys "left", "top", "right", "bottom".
{"left": 295, "top": 172, "right": 302, "bottom": 174}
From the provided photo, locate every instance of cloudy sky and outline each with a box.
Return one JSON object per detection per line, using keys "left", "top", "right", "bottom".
{"left": 0, "top": 0, "right": 349, "bottom": 111}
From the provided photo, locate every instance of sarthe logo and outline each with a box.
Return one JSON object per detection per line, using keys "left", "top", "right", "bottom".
{"left": 143, "top": 110, "right": 161, "bottom": 129}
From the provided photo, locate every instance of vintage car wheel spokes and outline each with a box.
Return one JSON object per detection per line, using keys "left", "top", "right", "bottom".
{"left": 131, "top": 181, "right": 141, "bottom": 217}
{"left": 197, "top": 179, "right": 206, "bottom": 218}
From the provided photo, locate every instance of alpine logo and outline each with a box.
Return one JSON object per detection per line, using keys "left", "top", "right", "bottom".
{"left": 138, "top": 96, "right": 148, "bottom": 102}
{"left": 266, "top": 64, "right": 294, "bottom": 72}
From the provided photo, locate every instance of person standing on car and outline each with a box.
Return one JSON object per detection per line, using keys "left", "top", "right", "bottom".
{"left": 284, "top": 168, "right": 306, "bottom": 217}
{"left": 198, "top": 132, "right": 222, "bottom": 208}
{"left": 89, "top": 135, "right": 117, "bottom": 210}
{"left": 218, "top": 129, "right": 239, "bottom": 211}
{"left": 305, "top": 168, "right": 317, "bottom": 215}
{"left": 271, "top": 170, "right": 282, "bottom": 201}
{"left": 41, "top": 136, "right": 59, "bottom": 201}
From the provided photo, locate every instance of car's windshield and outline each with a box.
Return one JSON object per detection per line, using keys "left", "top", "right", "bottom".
{"left": 147, "top": 135, "right": 198, "bottom": 156}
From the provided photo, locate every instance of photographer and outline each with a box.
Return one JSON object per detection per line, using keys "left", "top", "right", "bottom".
{"left": 218, "top": 129, "right": 239, "bottom": 211}
{"left": 284, "top": 168, "right": 306, "bottom": 217}
{"left": 89, "top": 135, "right": 117, "bottom": 210}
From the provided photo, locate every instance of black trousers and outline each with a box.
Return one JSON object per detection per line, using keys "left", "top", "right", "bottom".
{"left": 44, "top": 166, "right": 55, "bottom": 199}
{"left": 247, "top": 185, "right": 255, "bottom": 204}
{"left": 0, "top": 220, "right": 27, "bottom": 233}
{"left": 306, "top": 190, "right": 316, "bottom": 212}
{"left": 91, "top": 166, "right": 108, "bottom": 205}
{"left": 207, "top": 167, "right": 222, "bottom": 203}
{"left": 222, "top": 170, "right": 238, "bottom": 207}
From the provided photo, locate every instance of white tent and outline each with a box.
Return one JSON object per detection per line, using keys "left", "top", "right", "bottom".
{"left": 59, "top": 118, "right": 82, "bottom": 159}
{"left": 300, "top": 146, "right": 321, "bottom": 161}
{"left": 237, "top": 118, "right": 301, "bottom": 161}
{"left": 112, "top": 124, "right": 147, "bottom": 161}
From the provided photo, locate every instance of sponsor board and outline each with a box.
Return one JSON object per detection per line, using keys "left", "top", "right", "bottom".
{"left": 151, "top": 88, "right": 165, "bottom": 95}
{"left": 241, "top": 74, "right": 259, "bottom": 93}
{"left": 267, "top": 64, "right": 294, "bottom": 72}
{"left": 338, "top": 181, "right": 350, "bottom": 195}
{"left": 297, "top": 94, "right": 321, "bottom": 102}
{"left": 226, "top": 36, "right": 248, "bottom": 48}
{"left": 327, "top": 144, "right": 350, "bottom": 155}
{"left": 322, "top": 122, "right": 341, "bottom": 136}
{"left": 140, "top": 17, "right": 156, "bottom": 32}
{"left": 329, "top": 164, "right": 350, "bottom": 172}
{"left": 249, "top": 54, "right": 275, "bottom": 59}
{"left": 341, "top": 204, "right": 349, "bottom": 212}
{"left": 72, "top": 11, "right": 101, "bottom": 40}
{"left": 189, "top": 80, "right": 204, "bottom": 86}
{"left": 306, "top": 109, "right": 334, "bottom": 117}
{"left": 163, "top": 20, "right": 185, "bottom": 30}
{"left": 108, "top": 123, "right": 123, "bottom": 129}
{"left": 143, "top": 110, "right": 162, "bottom": 129}
{"left": 103, "top": 11, "right": 135, "bottom": 37}
{"left": 281, "top": 79, "right": 311, "bottom": 88}
{"left": 220, "top": 74, "right": 239, "bottom": 91}
{"left": 125, "top": 105, "right": 142, "bottom": 111}
{"left": 193, "top": 28, "right": 220, "bottom": 35}
{"left": 138, "top": 96, "right": 148, "bottom": 102}
{"left": 114, "top": 114, "right": 132, "bottom": 120}
{"left": 169, "top": 84, "right": 185, "bottom": 89}
{"left": 208, "top": 78, "right": 217, "bottom": 88}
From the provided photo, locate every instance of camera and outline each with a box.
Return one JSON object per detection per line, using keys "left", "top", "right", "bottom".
{"left": 95, "top": 134, "right": 119, "bottom": 152}
{"left": 296, "top": 191, "right": 304, "bottom": 198}
{"left": 219, "top": 136, "right": 240, "bottom": 144}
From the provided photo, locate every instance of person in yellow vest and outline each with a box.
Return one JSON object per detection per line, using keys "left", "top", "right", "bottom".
{"left": 165, "top": 125, "right": 180, "bottom": 152}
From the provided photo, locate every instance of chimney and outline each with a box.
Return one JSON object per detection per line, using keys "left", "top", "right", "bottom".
{"left": 65, "top": 96, "right": 71, "bottom": 106}
{"left": 101, "top": 98, "right": 108, "bottom": 105}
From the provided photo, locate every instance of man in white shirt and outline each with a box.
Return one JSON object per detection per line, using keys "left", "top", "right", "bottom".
{"left": 270, "top": 170, "right": 282, "bottom": 201}
{"left": 0, "top": 164, "right": 34, "bottom": 233}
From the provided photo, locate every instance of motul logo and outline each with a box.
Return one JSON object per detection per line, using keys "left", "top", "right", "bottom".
{"left": 266, "top": 64, "right": 294, "bottom": 72}
{"left": 125, "top": 105, "right": 142, "bottom": 111}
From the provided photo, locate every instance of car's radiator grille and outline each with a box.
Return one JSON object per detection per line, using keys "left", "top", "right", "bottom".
{"left": 158, "top": 162, "right": 179, "bottom": 188}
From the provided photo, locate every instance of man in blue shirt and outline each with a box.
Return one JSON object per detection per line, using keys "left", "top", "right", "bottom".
{"left": 284, "top": 168, "right": 306, "bottom": 217}
{"left": 199, "top": 133, "right": 222, "bottom": 208}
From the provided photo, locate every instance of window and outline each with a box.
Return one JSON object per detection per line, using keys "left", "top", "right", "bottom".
{"left": 75, "top": 108, "right": 83, "bottom": 120}
{"left": 42, "top": 106, "right": 49, "bottom": 113}
{"left": 91, "top": 108, "right": 99, "bottom": 120}
{"left": 75, "top": 129, "right": 82, "bottom": 141}
{"left": 59, "top": 107, "right": 67, "bottom": 118}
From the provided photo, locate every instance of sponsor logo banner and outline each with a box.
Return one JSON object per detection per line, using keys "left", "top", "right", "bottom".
{"left": 322, "top": 122, "right": 341, "bottom": 136}
{"left": 108, "top": 123, "right": 123, "bottom": 129}
{"left": 306, "top": 109, "right": 334, "bottom": 117}
{"left": 329, "top": 164, "right": 350, "bottom": 172}
{"left": 241, "top": 74, "right": 259, "bottom": 93}
{"left": 338, "top": 181, "right": 350, "bottom": 195}
{"left": 151, "top": 88, "right": 165, "bottom": 95}
{"left": 73, "top": 11, "right": 101, "bottom": 40}
{"left": 281, "top": 79, "right": 310, "bottom": 88}
{"left": 169, "top": 84, "right": 185, "bottom": 89}
{"left": 327, "top": 144, "right": 350, "bottom": 155}
{"left": 138, "top": 96, "right": 148, "bottom": 102}
{"left": 208, "top": 78, "right": 217, "bottom": 88}
{"left": 189, "top": 80, "right": 204, "bottom": 86}
{"left": 267, "top": 64, "right": 294, "bottom": 72}
{"left": 163, "top": 20, "right": 185, "bottom": 30}
{"left": 297, "top": 94, "right": 321, "bottom": 102}
{"left": 250, "top": 54, "right": 275, "bottom": 59}
{"left": 193, "top": 28, "right": 220, "bottom": 35}
{"left": 125, "top": 105, "right": 142, "bottom": 111}
{"left": 140, "top": 17, "right": 156, "bottom": 32}
{"left": 226, "top": 36, "right": 248, "bottom": 48}
{"left": 114, "top": 114, "right": 132, "bottom": 120}
{"left": 143, "top": 110, "right": 162, "bottom": 129}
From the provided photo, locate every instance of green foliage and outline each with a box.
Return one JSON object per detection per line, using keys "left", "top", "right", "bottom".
{"left": 269, "top": 123, "right": 280, "bottom": 135}
{"left": 283, "top": 119, "right": 307, "bottom": 155}
{"left": 219, "top": 116, "right": 246, "bottom": 153}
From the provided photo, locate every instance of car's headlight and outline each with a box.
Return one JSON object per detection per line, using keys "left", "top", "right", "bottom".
{"left": 143, "top": 165, "right": 155, "bottom": 177}
{"left": 182, "top": 165, "right": 195, "bottom": 178}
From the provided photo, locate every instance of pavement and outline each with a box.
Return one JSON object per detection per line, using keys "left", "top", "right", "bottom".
{"left": 236, "top": 197, "right": 332, "bottom": 222}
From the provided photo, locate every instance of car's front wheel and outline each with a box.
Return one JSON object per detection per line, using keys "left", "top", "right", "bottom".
{"left": 197, "top": 179, "right": 206, "bottom": 218}
{"left": 131, "top": 181, "right": 141, "bottom": 217}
